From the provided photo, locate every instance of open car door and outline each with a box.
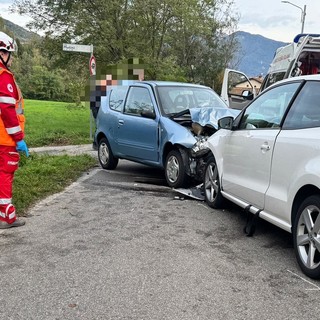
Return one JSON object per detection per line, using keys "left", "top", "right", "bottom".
{"left": 221, "top": 69, "right": 256, "bottom": 110}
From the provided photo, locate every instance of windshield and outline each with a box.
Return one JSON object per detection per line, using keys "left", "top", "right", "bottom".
{"left": 157, "top": 86, "right": 227, "bottom": 115}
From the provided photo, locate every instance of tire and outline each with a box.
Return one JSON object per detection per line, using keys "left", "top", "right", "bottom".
{"left": 98, "top": 137, "right": 118, "bottom": 170}
{"left": 293, "top": 195, "right": 320, "bottom": 279}
{"left": 165, "top": 149, "right": 189, "bottom": 188}
{"left": 204, "top": 155, "right": 224, "bottom": 208}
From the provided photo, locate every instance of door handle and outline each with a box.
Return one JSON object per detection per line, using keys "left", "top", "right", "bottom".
{"left": 118, "top": 120, "right": 124, "bottom": 125}
{"left": 260, "top": 143, "right": 271, "bottom": 151}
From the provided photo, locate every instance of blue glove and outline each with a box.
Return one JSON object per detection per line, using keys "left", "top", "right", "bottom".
{"left": 16, "top": 140, "right": 29, "bottom": 157}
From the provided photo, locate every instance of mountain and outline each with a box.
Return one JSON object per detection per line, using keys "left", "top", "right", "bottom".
{"left": 0, "top": 17, "right": 39, "bottom": 43}
{"left": 232, "top": 31, "right": 288, "bottom": 77}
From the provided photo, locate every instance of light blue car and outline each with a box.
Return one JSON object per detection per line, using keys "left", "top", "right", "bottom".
{"left": 93, "top": 81, "right": 237, "bottom": 188}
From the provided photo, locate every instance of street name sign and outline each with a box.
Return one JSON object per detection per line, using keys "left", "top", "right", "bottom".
{"left": 62, "top": 43, "right": 92, "bottom": 53}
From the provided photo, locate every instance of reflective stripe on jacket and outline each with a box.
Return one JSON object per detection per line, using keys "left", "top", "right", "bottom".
{"left": 0, "top": 67, "right": 25, "bottom": 146}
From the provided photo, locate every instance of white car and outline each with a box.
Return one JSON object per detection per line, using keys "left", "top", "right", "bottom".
{"left": 203, "top": 75, "right": 320, "bottom": 279}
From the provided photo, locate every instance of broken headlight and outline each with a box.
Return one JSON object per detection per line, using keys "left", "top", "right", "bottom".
{"left": 190, "top": 137, "right": 210, "bottom": 158}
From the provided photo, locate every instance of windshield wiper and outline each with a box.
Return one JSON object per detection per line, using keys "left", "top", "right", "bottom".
{"left": 169, "top": 109, "right": 190, "bottom": 119}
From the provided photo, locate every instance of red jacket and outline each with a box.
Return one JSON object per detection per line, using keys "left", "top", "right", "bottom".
{"left": 0, "top": 62, "right": 25, "bottom": 146}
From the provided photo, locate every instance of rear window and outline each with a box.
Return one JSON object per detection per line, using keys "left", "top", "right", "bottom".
{"left": 109, "top": 86, "right": 128, "bottom": 111}
{"left": 262, "top": 72, "right": 286, "bottom": 91}
{"left": 283, "top": 81, "right": 320, "bottom": 129}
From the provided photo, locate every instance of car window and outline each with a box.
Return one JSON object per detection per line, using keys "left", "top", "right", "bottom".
{"left": 109, "top": 86, "right": 128, "bottom": 111}
{"left": 124, "top": 87, "right": 155, "bottom": 116}
{"left": 283, "top": 81, "right": 320, "bottom": 129}
{"left": 238, "top": 82, "right": 300, "bottom": 130}
{"left": 157, "top": 86, "right": 226, "bottom": 115}
{"left": 263, "top": 72, "right": 286, "bottom": 90}
{"left": 227, "top": 71, "right": 254, "bottom": 97}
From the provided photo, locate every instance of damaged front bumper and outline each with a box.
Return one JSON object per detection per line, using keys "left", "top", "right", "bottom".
{"left": 173, "top": 138, "right": 212, "bottom": 201}
{"left": 186, "top": 137, "right": 212, "bottom": 183}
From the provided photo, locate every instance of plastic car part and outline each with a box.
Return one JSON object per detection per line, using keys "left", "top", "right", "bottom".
{"left": 173, "top": 184, "right": 205, "bottom": 201}
{"left": 243, "top": 206, "right": 261, "bottom": 237}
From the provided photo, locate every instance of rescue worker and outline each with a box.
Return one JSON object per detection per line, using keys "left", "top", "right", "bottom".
{"left": 0, "top": 31, "right": 29, "bottom": 228}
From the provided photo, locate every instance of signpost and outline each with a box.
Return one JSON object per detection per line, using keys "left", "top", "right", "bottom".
{"left": 63, "top": 43, "right": 95, "bottom": 139}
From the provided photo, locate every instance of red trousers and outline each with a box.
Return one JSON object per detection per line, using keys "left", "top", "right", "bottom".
{"left": 0, "top": 146, "right": 19, "bottom": 224}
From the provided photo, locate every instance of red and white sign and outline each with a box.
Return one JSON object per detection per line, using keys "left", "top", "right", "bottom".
{"left": 89, "top": 55, "right": 96, "bottom": 76}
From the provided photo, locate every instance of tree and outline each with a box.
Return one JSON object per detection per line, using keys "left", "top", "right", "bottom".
{"left": 13, "top": 0, "right": 239, "bottom": 89}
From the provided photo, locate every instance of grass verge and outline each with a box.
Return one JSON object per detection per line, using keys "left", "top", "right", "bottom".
{"left": 13, "top": 153, "right": 98, "bottom": 216}
{"left": 25, "top": 99, "right": 93, "bottom": 147}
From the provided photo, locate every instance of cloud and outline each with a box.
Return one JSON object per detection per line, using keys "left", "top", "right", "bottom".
{"left": 233, "top": 0, "right": 320, "bottom": 42}
{"left": 240, "top": 11, "right": 294, "bottom": 29}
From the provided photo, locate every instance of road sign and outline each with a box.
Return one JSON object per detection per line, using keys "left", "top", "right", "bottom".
{"left": 62, "top": 43, "right": 95, "bottom": 140}
{"left": 62, "top": 43, "right": 92, "bottom": 53}
{"left": 89, "top": 55, "right": 96, "bottom": 76}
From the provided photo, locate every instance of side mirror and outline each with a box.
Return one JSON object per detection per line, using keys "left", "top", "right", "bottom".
{"left": 141, "top": 110, "right": 156, "bottom": 119}
{"left": 242, "top": 90, "right": 254, "bottom": 100}
{"left": 218, "top": 116, "right": 234, "bottom": 130}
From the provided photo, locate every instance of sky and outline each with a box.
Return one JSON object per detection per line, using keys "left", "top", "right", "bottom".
{"left": 234, "top": 0, "right": 320, "bottom": 42}
{"left": 0, "top": 0, "right": 320, "bottom": 43}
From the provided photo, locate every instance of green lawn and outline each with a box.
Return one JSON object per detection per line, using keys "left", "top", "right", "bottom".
{"left": 11, "top": 99, "right": 99, "bottom": 216}
{"left": 25, "top": 99, "right": 94, "bottom": 147}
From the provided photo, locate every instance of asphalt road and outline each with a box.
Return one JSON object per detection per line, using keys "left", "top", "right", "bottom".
{"left": 1, "top": 155, "right": 320, "bottom": 320}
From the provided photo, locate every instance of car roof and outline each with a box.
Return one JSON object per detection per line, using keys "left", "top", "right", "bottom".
{"left": 140, "top": 80, "right": 211, "bottom": 89}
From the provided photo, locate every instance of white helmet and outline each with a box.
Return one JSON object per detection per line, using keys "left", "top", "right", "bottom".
{"left": 0, "top": 32, "right": 16, "bottom": 52}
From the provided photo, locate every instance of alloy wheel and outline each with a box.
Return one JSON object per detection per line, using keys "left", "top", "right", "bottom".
{"left": 204, "top": 161, "right": 219, "bottom": 203}
{"left": 296, "top": 204, "right": 320, "bottom": 270}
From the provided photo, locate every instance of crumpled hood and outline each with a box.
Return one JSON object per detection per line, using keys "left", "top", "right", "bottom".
{"left": 189, "top": 107, "right": 240, "bottom": 129}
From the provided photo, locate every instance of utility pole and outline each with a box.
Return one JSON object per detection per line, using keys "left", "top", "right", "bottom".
{"left": 281, "top": 1, "right": 306, "bottom": 34}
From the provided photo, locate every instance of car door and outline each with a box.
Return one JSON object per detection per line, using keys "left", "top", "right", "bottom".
{"left": 221, "top": 69, "right": 256, "bottom": 109}
{"left": 221, "top": 82, "right": 300, "bottom": 208}
{"left": 116, "top": 86, "right": 160, "bottom": 162}
{"left": 264, "top": 80, "right": 319, "bottom": 224}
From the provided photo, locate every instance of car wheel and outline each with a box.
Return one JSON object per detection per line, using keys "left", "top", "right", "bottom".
{"left": 98, "top": 137, "right": 118, "bottom": 170}
{"left": 204, "top": 155, "right": 224, "bottom": 208}
{"left": 165, "top": 149, "right": 189, "bottom": 188}
{"left": 293, "top": 195, "right": 320, "bottom": 279}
